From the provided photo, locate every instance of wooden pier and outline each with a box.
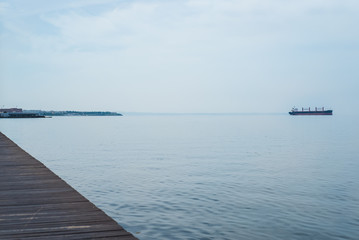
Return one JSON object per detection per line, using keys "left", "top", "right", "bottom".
{"left": 0, "top": 132, "right": 138, "bottom": 239}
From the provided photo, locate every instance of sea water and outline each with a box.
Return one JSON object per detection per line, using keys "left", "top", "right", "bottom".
{"left": 1, "top": 114, "right": 358, "bottom": 240}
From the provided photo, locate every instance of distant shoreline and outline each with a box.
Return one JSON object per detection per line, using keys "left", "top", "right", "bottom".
{"left": 24, "top": 110, "right": 122, "bottom": 117}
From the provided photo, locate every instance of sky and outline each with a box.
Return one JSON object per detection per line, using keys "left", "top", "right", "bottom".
{"left": 0, "top": 0, "right": 358, "bottom": 113}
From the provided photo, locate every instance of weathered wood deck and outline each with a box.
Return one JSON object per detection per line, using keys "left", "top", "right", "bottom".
{"left": 0, "top": 132, "right": 138, "bottom": 239}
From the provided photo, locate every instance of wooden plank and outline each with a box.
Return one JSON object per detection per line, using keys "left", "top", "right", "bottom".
{"left": 0, "top": 132, "right": 138, "bottom": 239}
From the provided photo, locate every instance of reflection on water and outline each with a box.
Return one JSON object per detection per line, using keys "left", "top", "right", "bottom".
{"left": 1, "top": 115, "right": 359, "bottom": 239}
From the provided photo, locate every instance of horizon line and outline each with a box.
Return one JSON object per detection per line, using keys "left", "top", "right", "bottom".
{"left": 1, "top": 108, "right": 288, "bottom": 115}
{"left": 121, "top": 112, "right": 286, "bottom": 115}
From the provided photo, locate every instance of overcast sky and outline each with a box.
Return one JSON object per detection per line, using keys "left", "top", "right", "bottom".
{"left": 1, "top": 0, "right": 358, "bottom": 113}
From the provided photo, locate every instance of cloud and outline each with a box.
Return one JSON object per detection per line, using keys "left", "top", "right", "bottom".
{"left": 4, "top": 0, "right": 358, "bottom": 53}
{"left": 44, "top": 4, "right": 158, "bottom": 50}
{"left": 33, "top": 0, "right": 358, "bottom": 53}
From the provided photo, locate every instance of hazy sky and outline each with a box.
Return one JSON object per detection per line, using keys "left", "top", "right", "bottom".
{"left": 1, "top": 0, "right": 358, "bottom": 113}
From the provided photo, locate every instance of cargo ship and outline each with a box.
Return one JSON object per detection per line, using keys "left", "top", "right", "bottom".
{"left": 289, "top": 107, "right": 333, "bottom": 115}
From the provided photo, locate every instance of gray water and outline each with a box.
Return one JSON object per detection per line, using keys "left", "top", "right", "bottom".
{"left": 1, "top": 114, "right": 358, "bottom": 240}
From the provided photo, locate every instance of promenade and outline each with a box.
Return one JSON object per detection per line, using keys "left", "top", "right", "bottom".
{"left": 0, "top": 132, "right": 137, "bottom": 239}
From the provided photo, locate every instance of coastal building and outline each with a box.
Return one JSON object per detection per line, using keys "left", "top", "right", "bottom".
{"left": 0, "top": 108, "right": 45, "bottom": 118}
{"left": 0, "top": 108, "right": 23, "bottom": 113}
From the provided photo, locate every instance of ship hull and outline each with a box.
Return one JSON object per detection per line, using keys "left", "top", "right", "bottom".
{"left": 289, "top": 110, "right": 333, "bottom": 115}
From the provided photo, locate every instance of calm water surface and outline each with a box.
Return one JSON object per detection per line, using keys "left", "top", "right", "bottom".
{"left": 1, "top": 115, "right": 358, "bottom": 240}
